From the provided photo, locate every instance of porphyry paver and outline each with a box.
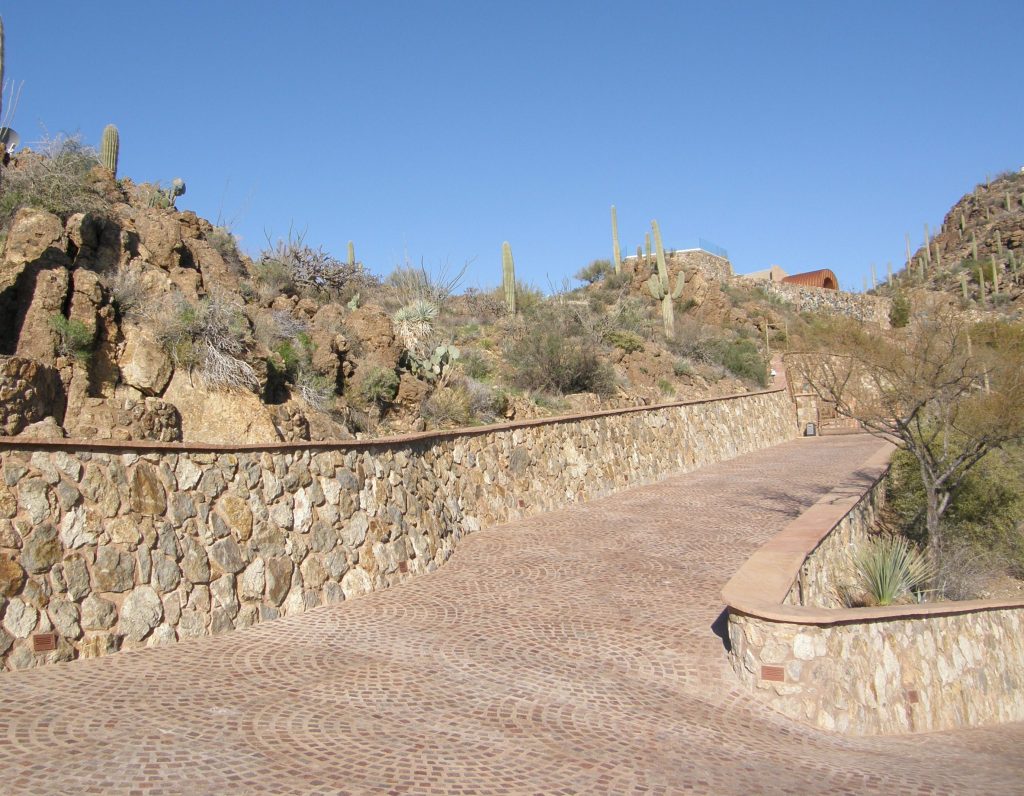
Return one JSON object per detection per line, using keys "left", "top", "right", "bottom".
{"left": 1, "top": 435, "right": 1021, "bottom": 795}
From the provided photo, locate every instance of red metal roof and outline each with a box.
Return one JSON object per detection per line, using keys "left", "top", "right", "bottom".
{"left": 781, "top": 269, "right": 838, "bottom": 290}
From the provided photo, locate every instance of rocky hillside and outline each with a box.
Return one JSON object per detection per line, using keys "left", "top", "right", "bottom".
{"left": 0, "top": 143, "right": 801, "bottom": 445}
{"left": 878, "top": 169, "right": 1024, "bottom": 316}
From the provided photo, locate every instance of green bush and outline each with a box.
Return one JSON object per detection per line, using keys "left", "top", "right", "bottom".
{"left": 575, "top": 259, "right": 613, "bottom": 284}
{"left": 721, "top": 338, "right": 767, "bottom": 386}
{"left": 889, "top": 292, "right": 911, "bottom": 328}
{"left": 507, "top": 308, "right": 616, "bottom": 396}
{"left": 885, "top": 445, "right": 1024, "bottom": 577}
{"left": 459, "top": 348, "right": 492, "bottom": 381}
{"left": 673, "top": 358, "right": 694, "bottom": 377}
{"left": 356, "top": 367, "right": 399, "bottom": 406}
{"left": 48, "top": 314, "right": 93, "bottom": 362}
{"left": 603, "top": 329, "right": 644, "bottom": 353}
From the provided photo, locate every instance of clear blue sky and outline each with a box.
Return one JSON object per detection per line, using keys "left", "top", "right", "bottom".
{"left": 4, "top": 1, "right": 1022, "bottom": 293}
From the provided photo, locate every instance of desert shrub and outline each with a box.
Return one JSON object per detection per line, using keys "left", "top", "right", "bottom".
{"left": 207, "top": 226, "right": 240, "bottom": 261}
{"left": 507, "top": 307, "right": 616, "bottom": 396}
{"left": 297, "top": 371, "right": 334, "bottom": 412}
{"left": 657, "top": 378, "right": 675, "bottom": 397}
{"left": 603, "top": 270, "right": 632, "bottom": 291}
{"left": 356, "top": 366, "right": 399, "bottom": 406}
{"left": 721, "top": 339, "right": 767, "bottom": 386}
{"left": 386, "top": 261, "right": 468, "bottom": 310}
{"left": 156, "top": 295, "right": 259, "bottom": 391}
{"left": 604, "top": 329, "right": 644, "bottom": 353}
{"left": 49, "top": 314, "right": 93, "bottom": 362}
{"left": 673, "top": 358, "right": 694, "bottom": 377}
{"left": 575, "top": 259, "right": 613, "bottom": 284}
{"left": 421, "top": 384, "right": 473, "bottom": 427}
{"left": 459, "top": 348, "right": 492, "bottom": 381}
{"left": 421, "top": 376, "right": 506, "bottom": 429}
{"left": 252, "top": 257, "right": 295, "bottom": 299}
{"left": 104, "top": 269, "right": 148, "bottom": 320}
{"left": 258, "top": 230, "right": 378, "bottom": 303}
{"left": 0, "top": 137, "right": 107, "bottom": 230}
{"left": 889, "top": 292, "right": 911, "bottom": 328}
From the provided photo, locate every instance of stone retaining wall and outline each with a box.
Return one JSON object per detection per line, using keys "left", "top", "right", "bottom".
{"left": 724, "top": 441, "right": 1024, "bottom": 734}
{"left": 762, "top": 282, "right": 891, "bottom": 327}
{"left": 0, "top": 388, "right": 797, "bottom": 671}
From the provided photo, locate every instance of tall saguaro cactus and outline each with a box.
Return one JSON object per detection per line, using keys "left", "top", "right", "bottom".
{"left": 502, "top": 241, "right": 516, "bottom": 315}
{"left": 646, "top": 220, "right": 684, "bottom": 338}
{"left": 610, "top": 205, "right": 622, "bottom": 274}
{"left": 347, "top": 240, "right": 355, "bottom": 267}
{"left": 101, "top": 124, "right": 119, "bottom": 177}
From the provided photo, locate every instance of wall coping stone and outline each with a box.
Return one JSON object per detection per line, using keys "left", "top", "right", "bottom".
{"left": 721, "top": 438, "right": 1024, "bottom": 625}
{"left": 0, "top": 387, "right": 786, "bottom": 454}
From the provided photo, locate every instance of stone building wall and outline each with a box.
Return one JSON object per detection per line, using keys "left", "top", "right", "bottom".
{"left": 0, "top": 389, "right": 797, "bottom": 671}
{"left": 727, "top": 453, "right": 1024, "bottom": 735}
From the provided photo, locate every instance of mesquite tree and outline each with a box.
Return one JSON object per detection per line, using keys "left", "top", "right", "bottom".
{"left": 794, "top": 304, "right": 1024, "bottom": 554}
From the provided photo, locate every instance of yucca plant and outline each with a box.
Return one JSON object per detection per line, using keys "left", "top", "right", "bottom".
{"left": 851, "top": 535, "right": 936, "bottom": 606}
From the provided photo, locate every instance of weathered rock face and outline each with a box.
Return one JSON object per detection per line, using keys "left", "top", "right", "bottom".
{"left": 161, "top": 370, "right": 281, "bottom": 444}
{"left": 0, "top": 357, "right": 64, "bottom": 436}
{"left": 0, "top": 388, "right": 797, "bottom": 670}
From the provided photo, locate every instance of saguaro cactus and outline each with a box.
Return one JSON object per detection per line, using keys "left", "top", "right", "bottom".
{"left": 347, "top": 241, "right": 355, "bottom": 267}
{"left": 501, "top": 241, "right": 516, "bottom": 314}
{"left": 923, "top": 224, "right": 931, "bottom": 266}
{"left": 610, "top": 205, "right": 622, "bottom": 274}
{"left": 101, "top": 124, "right": 119, "bottom": 177}
{"left": 646, "top": 220, "right": 684, "bottom": 338}
{"left": 960, "top": 273, "right": 969, "bottom": 301}
{"left": 991, "top": 255, "right": 1000, "bottom": 295}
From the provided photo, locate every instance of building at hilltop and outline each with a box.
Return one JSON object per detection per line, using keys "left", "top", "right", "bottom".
{"left": 741, "top": 265, "right": 839, "bottom": 290}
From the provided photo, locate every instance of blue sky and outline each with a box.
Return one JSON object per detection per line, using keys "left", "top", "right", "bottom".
{"left": 3, "top": 1, "right": 1022, "bottom": 292}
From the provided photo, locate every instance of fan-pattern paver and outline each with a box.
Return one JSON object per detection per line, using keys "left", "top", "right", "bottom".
{"left": 1, "top": 434, "right": 1022, "bottom": 795}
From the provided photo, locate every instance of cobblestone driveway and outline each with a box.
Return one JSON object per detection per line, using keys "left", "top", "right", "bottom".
{"left": 1, "top": 435, "right": 1021, "bottom": 795}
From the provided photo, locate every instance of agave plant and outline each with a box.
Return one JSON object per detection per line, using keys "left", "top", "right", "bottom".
{"left": 851, "top": 535, "right": 936, "bottom": 606}
{"left": 393, "top": 299, "right": 439, "bottom": 352}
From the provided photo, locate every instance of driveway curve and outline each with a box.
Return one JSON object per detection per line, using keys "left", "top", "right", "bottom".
{"left": 1, "top": 434, "right": 1021, "bottom": 795}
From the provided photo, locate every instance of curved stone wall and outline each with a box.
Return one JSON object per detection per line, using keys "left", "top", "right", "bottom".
{"left": 0, "top": 388, "right": 797, "bottom": 671}
{"left": 723, "top": 441, "right": 1024, "bottom": 735}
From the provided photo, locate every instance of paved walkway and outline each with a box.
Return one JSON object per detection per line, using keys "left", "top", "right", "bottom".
{"left": 1, "top": 435, "right": 1022, "bottom": 795}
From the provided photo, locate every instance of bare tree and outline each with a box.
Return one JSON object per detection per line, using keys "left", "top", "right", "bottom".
{"left": 794, "top": 304, "right": 1024, "bottom": 554}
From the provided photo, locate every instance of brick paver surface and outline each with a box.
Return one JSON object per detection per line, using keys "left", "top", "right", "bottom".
{"left": 2, "top": 435, "right": 1022, "bottom": 795}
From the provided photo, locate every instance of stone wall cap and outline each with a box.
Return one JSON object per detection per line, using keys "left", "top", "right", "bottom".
{"left": 0, "top": 387, "right": 788, "bottom": 454}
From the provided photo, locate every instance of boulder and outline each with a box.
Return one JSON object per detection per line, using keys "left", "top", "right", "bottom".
{"left": 118, "top": 324, "right": 173, "bottom": 396}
